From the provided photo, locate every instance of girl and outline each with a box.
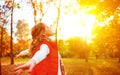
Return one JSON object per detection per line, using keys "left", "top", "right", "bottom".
{"left": 14, "top": 22, "right": 65, "bottom": 75}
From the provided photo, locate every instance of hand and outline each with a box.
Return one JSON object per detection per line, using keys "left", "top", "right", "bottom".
{"left": 14, "top": 68, "right": 23, "bottom": 75}
{"left": 14, "top": 59, "right": 36, "bottom": 75}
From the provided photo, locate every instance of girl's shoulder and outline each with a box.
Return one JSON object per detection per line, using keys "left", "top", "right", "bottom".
{"left": 41, "top": 40, "right": 57, "bottom": 49}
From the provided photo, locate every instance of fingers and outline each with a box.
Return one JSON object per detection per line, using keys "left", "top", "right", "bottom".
{"left": 14, "top": 65, "right": 24, "bottom": 75}
{"left": 14, "top": 69, "right": 23, "bottom": 75}
{"left": 14, "top": 66, "right": 21, "bottom": 71}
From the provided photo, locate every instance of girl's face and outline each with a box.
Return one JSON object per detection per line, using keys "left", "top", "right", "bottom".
{"left": 45, "top": 25, "right": 53, "bottom": 37}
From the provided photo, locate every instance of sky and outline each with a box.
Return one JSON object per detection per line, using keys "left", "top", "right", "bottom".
{"left": 1, "top": 0, "right": 99, "bottom": 41}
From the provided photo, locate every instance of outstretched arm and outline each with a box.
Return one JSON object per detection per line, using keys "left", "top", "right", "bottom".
{"left": 14, "top": 59, "right": 36, "bottom": 75}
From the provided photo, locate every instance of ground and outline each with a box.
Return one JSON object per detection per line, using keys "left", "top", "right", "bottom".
{"left": 1, "top": 58, "right": 120, "bottom": 75}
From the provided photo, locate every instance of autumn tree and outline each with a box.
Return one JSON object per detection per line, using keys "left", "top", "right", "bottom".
{"left": 67, "top": 36, "right": 88, "bottom": 59}
{"left": 58, "top": 39, "right": 70, "bottom": 58}
{"left": 90, "top": 0, "right": 120, "bottom": 60}
{"left": 0, "top": 0, "right": 15, "bottom": 66}
{"left": 14, "top": 20, "right": 31, "bottom": 54}
{"left": 0, "top": 28, "right": 11, "bottom": 56}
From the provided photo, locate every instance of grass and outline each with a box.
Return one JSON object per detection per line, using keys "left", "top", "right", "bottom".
{"left": 1, "top": 57, "right": 120, "bottom": 75}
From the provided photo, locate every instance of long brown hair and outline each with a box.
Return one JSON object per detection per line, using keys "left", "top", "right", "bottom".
{"left": 29, "top": 22, "right": 47, "bottom": 56}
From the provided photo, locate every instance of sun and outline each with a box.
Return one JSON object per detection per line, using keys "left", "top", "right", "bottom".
{"left": 58, "top": 13, "right": 96, "bottom": 41}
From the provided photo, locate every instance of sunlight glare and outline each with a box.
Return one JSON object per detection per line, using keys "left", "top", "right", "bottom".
{"left": 59, "top": 13, "right": 96, "bottom": 41}
{"left": 81, "top": 14, "right": 96, "bottom": 38}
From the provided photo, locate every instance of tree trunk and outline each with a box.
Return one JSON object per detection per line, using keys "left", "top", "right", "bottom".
{"left": 10, "top": 0, "right": 14, "bottom": 64}
{"left": 31, "top": 0, "right": 36, "bottom": 24}
{"left": 119, "top": 58, "right": 120, "bottom": 63}
{"left": 0, "top": 26, "right": 3, "bottom": 75}
{"left": 56, "top": 0, "right": 61, "bottom": 43}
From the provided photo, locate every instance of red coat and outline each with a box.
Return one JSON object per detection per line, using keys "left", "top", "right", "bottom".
{"left": 30, "top": 40, "right": 58, "bottom": 75}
